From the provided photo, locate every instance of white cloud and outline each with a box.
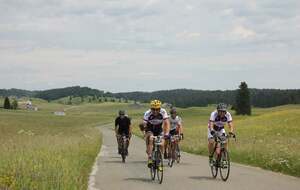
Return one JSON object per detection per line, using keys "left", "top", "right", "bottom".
{"left": 232, "top": 25, "right": 256, "bottom": 39}
{"left": 176, "top": 31, "right": 201, "bottom": 40}
{"left": 0, "top": 0, "right": 299, "bottom": 91}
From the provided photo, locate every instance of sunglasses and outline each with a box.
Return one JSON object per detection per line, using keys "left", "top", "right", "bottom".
{"left": 151, "top": 108, "right": 160, "bottom": 112}
{"left": 218, "top": 111, "right": 226, "bottom": 114}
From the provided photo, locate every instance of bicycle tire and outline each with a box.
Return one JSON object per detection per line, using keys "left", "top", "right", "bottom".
{"left": 150, "top": 163, "right": 156, "bottom": 180}
{"left": 176, "top": 144, "right": 181, "bottom": 163}
{"left": 121, "top": 138, "right": 127, "bottom": 163}
{"left": 220, "top": 149, "right": 230, "bottom": 181}
{"left": 168, "top": 143, "right": 174, "bottom": 167}
{"left": 156, "top": 150, "right": 164, "bottom": 184}
{"left": 210, "top": 150, "right": 218, "bottom": 178}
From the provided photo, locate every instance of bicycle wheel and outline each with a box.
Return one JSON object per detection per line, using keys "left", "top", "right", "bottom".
{"left": 121, "top": 139, "right": 127, "bottom": 163}
{"left": 156, "top": 150, "right": 164, "bottom": 184}
{"left": 220, "top": 149, "right": 230, "bottom": 181}
{"left": 176, "top": 144, "right": 181, "bottom": 163}
{"left": 168, "top": 143, "right": 174, "bottom": 167}
{"left": 150, "top": 163, "right": 156, "bottom": 180}
{"left": 210, "top": 151, "right": 218, "bottom": 178}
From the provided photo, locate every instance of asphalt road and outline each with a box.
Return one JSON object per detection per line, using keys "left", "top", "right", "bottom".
{"left": 88, "top": 125, "right": 300, "bottom": 190}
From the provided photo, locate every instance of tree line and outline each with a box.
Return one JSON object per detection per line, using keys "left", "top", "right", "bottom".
{"left": 114, "top": 87, "right": 300, "bottom": 108}
{"left": 1, "top": 85, "right": 300, "bottom": 108}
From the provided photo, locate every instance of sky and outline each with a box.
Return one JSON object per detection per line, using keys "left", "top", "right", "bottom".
{"left": 0, "top": 0, "right": 299, "bottom": 92}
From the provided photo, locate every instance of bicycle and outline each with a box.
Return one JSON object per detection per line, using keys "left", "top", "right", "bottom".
{"left": 210, "top": 133, "right": 236, "bottom": 181}
{"left": 150, "top": 135, "right": 164, "bottom": 184}
{"left": 119, "top": 134, "right": 129, "bottom": 163}
{"left": 167, "top": 134, "right": 181, "bottom": 167}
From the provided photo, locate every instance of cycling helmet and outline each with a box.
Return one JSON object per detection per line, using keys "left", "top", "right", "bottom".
{"left": 119, "top": 110, "right": 125, "bottom": 116}
{"left": 217, "top": 103, "right": 227, "bottom": 112}
{"left": 150, "top": 100, "right": 161, "bottom": 109}
{"left": 170, "top": 107, "right": 177, "bottom": 114}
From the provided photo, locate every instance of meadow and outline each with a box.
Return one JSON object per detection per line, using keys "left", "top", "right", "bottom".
{"left": 0, "top": 99, "right": 299, "bottom": 190}
{"left": 0, "top": 99, "right": 113, "bottom": 190}
{"left": 130, "top": 104, "right": 300, "bottom": 177}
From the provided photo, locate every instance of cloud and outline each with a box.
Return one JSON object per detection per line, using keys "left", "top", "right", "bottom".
{"left": 232, "top": 25, "right": 256, "bottom": 39}
{"left": 0, "top": 0, "right": 299, "bottom": 91}
{"left": 176, "top": 31, "right": 201, "bottom": 40}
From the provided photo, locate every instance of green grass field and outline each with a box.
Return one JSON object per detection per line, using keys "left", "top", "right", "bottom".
{"left": 0, "top": 100, "right": 114, "bottom": 190}
{"left": 130, "top": 104, "right": 300, "bottom": 177}
{"left": 0, "top": 99, "right": 299, "bottom": 189}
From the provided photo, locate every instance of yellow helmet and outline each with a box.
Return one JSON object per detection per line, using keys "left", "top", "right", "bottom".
{"left": 150, "top": 99, "right": 162, "bottom": 109}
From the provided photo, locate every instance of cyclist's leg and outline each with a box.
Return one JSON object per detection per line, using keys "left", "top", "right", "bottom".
{"left": 170, "top": 129, "right": 176, "bottom": 159}
{"left": 116, "top": 133, "right": 122, "bottom": 154}
{"left": 220, "top": 129, "right": 228, "bottom": 151}
{"left": 160, "top": 136, "right": 165, "bottom": 157}
{"left": 207, "top": 128, "right": 215, "bottom": 157}
{"left": 146, "top": 131, "right": 154, "bottom": 158}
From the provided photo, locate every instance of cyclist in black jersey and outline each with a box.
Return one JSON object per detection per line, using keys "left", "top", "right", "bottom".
{"left": 115, "top": 110, "right": 132, "bottom": 155}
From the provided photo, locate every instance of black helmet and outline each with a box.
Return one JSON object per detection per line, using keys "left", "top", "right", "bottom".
{"left": 119, "top": 110, "right": 125, "bottom": 116}
{"left": 170, "top": 107, "right": 177, "bottom": 114}
{"left": 217, "top": 103, "right": 227, "bottom": 112}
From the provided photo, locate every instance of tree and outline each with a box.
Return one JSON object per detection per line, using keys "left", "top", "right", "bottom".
{"left": 11, "top": 99, "right": 18, "bottom": 109}
{"left": 68, "top": 96, "right": 72, "bottom": 105}
{"left": 4, "top": 97, "right": 11, "bottom": 109}
{"left": 235, "top": 82, "right": 251, "bottom": 115}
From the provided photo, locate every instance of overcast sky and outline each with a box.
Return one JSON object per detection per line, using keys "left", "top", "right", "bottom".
{"left": 0, "top": 0, "right": 299, "bottom": 92}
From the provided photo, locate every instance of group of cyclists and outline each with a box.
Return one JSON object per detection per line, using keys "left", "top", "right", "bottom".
{"left": 114, "top": 99, "right": 235, "bottom": 169}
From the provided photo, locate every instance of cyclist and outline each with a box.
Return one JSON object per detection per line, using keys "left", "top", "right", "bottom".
{"left": 165, "top": 107, "right": 183, "bottom": 158}
{"left": 142, "top": 100, "right": 170, "bottom": 169}
{"left": 207, "top": 103, "right": 235, "bottom": 166}
{"left": 115, "top": 110, "right": 132, "bottom": 155}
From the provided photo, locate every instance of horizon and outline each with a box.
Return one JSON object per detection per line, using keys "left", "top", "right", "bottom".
{"left": 1, "top": 85, "right": 300, "bottom": 94}
{"left": 1, "top": 1, "right": 299, "bottom": 91}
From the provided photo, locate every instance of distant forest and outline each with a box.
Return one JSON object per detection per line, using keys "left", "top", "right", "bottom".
{"left": 1, "top": 86, "right": 300, "bottom": 108}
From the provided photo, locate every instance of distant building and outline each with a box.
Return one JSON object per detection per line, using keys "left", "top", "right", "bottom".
{"left": 54, "top": 111, "right": 66, "bottom": 116}
{"left": 26, "top": 101, "right": 32, "bottom": 109}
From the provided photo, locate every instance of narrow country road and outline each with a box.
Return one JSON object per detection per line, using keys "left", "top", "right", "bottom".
{"left": 88, "top": 125, "right": 300, "bottom": 190}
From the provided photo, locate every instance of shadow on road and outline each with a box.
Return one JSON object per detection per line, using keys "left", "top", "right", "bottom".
{"left": 124, "top": 177, "right": 152, "bottom": 183}
{"left": 128, "top": 160, "right": 147, "bottom": 164}
{"left": 109, "top": 156, "right": 121, "bottom": 159}
{"left": 189, "top": 176, "right": 220, "bottom": 181}
{"left": 103, "top": 160, "right": 124, "bottom": 164}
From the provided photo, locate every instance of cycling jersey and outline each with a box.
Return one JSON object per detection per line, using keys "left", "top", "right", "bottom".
{"left": 115, "top": 116, "right": 131, "bottom": 136}
{"left": 169, "top": 116, "right": 182, "bottom": 135}
{"left": 209, "top": 110, "right": 232, "bottom": 131}
{"left": 143, "top": 108, "right": 169, "bottom": 136}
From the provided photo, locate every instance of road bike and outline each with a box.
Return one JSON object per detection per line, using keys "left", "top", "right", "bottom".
{"left": 150, "top": 135, "right": 164, "bottom": 184}
{"left": 119, "top": 134, "right": 129, "bottom": 163}
{"left": 210, "top": 133, "right": 236, "bottom": 181}
{"left": 167, "top": 134, "right": 181, "bottom": 167}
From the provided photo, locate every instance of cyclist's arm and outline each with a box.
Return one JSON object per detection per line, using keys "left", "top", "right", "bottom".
{"left": 115, "top": 118, "right": 119, "bottom": 135}
{"left": 178, "top": 123, "right": 183, "bottom": 134}
{"left": 227, "top": 112, "right": 234, "bottom": 134}
{"left": 228, "top": 121, "right": 234, "bottom": 133}
{"left": 163, "top": 119, "right": 170, "bottom": 135}
{"left": 208, "top": 120, "right": 214, "bottom": 131}
{"left": 128, "top": 118, "right": 132, "bottom": 136}
{"left": 209, "top": 111, "right": 215, "bottom": 131}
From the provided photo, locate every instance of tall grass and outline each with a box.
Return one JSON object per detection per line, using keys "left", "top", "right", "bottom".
{"left": 0, "top": 101, "right": 110, "bottom": 189}
{"left": 131, "top": 105, "right": 300, "bottom": 177}
{"left": 178, "top": 105, "right": 300, "bottom": 177}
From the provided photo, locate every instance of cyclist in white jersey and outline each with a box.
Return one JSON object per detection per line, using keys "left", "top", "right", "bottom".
{"left": 208, "top": 103, "right": 235, "bottom": 165}
{"left": 166, "top": 107, "right": 183, "bottom": 158}
{"left": 142, "top": 100, "right": 170, "bottom": 169}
